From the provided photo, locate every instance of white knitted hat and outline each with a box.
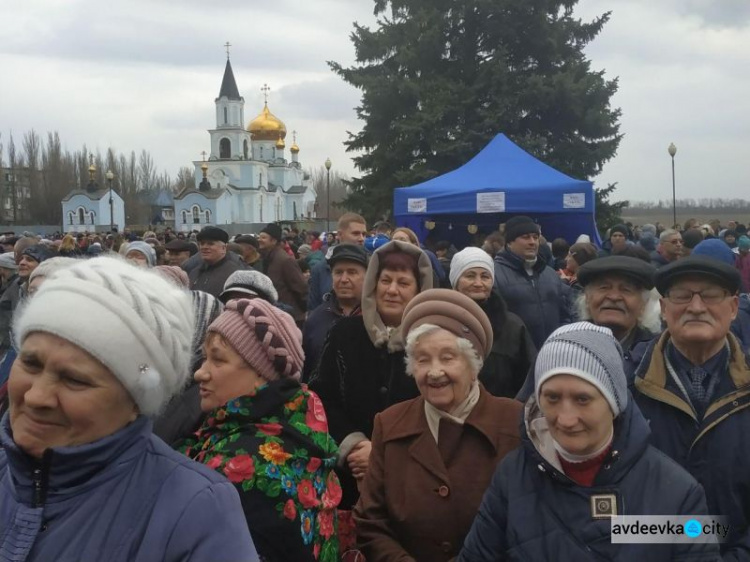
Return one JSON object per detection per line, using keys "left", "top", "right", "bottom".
{"left": 449, "top": 247, "right": 495, "bottom": 288}
{"left": 534, "top": 322, "right": 628, "bottom": 416}
{"left": 14, "top": 256, "right": 195, "bottom": 416}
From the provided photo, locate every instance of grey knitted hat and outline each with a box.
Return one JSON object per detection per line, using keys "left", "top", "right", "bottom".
{"left": 220, "top": 270, "right": 278, "bottom": 304}
{"left": 534, "top": 322, "right": 628, "bottom": 416}
{"left": 125, "top": 241, "right": 156, "bottom": 268}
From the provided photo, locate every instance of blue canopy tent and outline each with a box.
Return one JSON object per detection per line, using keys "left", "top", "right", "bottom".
{"left": 393, "top": 134, "right": 601, "bottom": 247}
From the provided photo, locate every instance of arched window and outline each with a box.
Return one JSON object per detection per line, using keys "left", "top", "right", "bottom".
{"left": 219, "top": 138, "right": 231, "bottom": 159}
{"left": 68, "top": 212, "right": 74, "bottom": 225}
{"left": 78, "top": 208, "right": 85, "bottom": 225}
{"left": 293, "top": 201, "right": 297, "bottom": 220}
{"left": 259, "top": 146, "right": 264, "bottom": 159}
{"left": 192, "top": 205, "right": 200, "bottom": 224}
{"left": 243, "top": 140, "right": 249, "bottom": 160}
{"left": 205, "top": 209, "right": 211, "bottom": 223}
{"left": 223, "top": 107, "right": 228, "bottom": 125}
{"left": 182, "top": 210, "right": 188, "bottom": 224}
{"left": 90, "top": 211, "right": 95, "bottom": 225}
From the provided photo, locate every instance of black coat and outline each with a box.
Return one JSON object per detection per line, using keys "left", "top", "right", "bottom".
{"left": 187, "top": 254, "right": 244, "bottom": 299}
{"left": 309, "top": 316, "right": 419, "bottom": 508}
{"left": 493, "top": 250, "right": 573, "bottom": 349}
{"left": 459, "top": 399, "right": 718, "bottom": 562}
{"left": 477, "top": 291, "right": 537, "bottom": 398}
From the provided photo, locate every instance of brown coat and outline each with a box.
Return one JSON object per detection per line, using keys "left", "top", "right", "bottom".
{"left": 262, "top": 245, "right": 308, "bottom": 321}
{"left": 354, "top": 388, "right": 523, "bottom": 562}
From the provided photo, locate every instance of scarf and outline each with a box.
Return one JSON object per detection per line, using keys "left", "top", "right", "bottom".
{"left": 424, "top": 380, "right": 481, "bottom": 443}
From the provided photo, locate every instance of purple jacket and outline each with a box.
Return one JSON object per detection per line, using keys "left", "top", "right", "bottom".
{"left": 0, "top": 414, "right": 259, "bottom": 562}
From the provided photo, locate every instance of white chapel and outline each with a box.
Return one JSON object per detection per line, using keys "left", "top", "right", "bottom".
{"left": 174, "top": 56, "right": 317, "bottom": 231}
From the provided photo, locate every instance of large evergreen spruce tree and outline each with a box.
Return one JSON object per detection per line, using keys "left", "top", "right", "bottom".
{"left": 331, "top": 0, "right": 622, "bottom": 221}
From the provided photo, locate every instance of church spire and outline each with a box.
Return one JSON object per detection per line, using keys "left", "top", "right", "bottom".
{"left": 218, "top": 58, "right": 241, "bottom": 100}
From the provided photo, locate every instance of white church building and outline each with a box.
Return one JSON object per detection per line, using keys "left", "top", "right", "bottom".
{"left": 174, "top": 58, "right": 317, "bottom": 231}
{"left": 61, "top": 163, "right": 125, "bottom": 233}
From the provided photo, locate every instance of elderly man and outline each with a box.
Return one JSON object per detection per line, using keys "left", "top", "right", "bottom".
{"left": 302, "top": 244, "right": 367, "bottom": 382}
{"left": 187, "top": 226, "right": 243, "bottom": 298}
{"left": 494, "top": 215, "right": 572, "bottom": 348}
{"left": 234, "top": 234, "right": 263, "bottom": 271}
{"left": 164, "top": 238, "right": 196, "bottom": 267}
{"left": 258, "top": 222, "right": 308, "bottom": 324}
{"left": 576, "top": 256, "right": 661, "bottom": 355}
{"left": 651, "top": 228, "right": 683, "bottom": 268}
{"left": 308, "top": 212, "right": 367, "bottom": 310}
{"left": 626, "top": 256, "right": 750, "bottom": 558}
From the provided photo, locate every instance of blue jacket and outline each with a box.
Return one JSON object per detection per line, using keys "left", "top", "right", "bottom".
{"left": 627, "top": 332, "right": 750, "bottom": 561}
{"left": 307, "top": 261, "right": 332, "bottom": 311}
{"left": 459, "top": 397, "right": 718, "bottom": 561}
{"left": 493, "top": 249, "right": 573, "bottom": 349}
{"left": 0, "top": 414, "right": 258, "bottom": 562}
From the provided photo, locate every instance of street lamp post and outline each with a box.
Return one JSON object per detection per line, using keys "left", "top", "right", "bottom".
{"left": 324, "top": 157, "right": 332, "bottom": 233}
{"left": 106, "top": 170, "right": 115, "bottom": 232}
{"left": 668, "top": 143, "right": 677, "bottom": 228}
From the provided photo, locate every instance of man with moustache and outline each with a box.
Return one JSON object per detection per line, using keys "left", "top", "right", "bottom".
{"left": 164, "top": 239, "right": 197, "bottom": 267}
{"left": 627, "top": 256, "right": 750, "bottom": 559}
{"left": 187, "top": 226, "right": 243, "bottom": 298}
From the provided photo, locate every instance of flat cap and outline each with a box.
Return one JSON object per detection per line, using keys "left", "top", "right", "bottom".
{"left": 165, "top": 239, "right": 195, "bottom": 253}
{"left": 328, "top": 244, "right": 368, "bottom": 269}
{"left": 578, "top": 256, "right": 656, "bottom": 290}
{"left": 234, "top": 234, "right": 259, "bottom": 249}
{"left": 196, "top": 226, "right": 229, "bottom": 243}
{"left": 655, "top": 255, "right": 742, "bottom": 295}
{"left": 402, "top": 289, "right": 493, "bottom": 359}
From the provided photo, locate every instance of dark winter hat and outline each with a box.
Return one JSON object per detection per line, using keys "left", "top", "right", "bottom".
{"left": 196, "top": 226, "right": 229, "bottom": 244}
{"left": 655, "top": 255, "right": 742, "bottom": 296}
{"left": 504, "top": 216, "right": 540, "bottom": 242}
{"left": 610, "top": 224, "right": 629, "bottom": 239}
{"left": 578, "top": 256, "right": 656, "bottom": 290}
{"left": 402, "top": 288, "right": 493, "bottom": 359}
{"left": 22, "top": 244, "right": 56, "bottom": 264}
{"left": 328, "top": 243, "right": 368, "bottom": 269}
{"left": 739, "top": 236, "right": 750, "bottom": 251}
{"left": 260, "top": 223, "right": 283, "bottom": 241}
{"left": 165, "top": 239, "right": 196, "bottom": 254}
{"left": 235, "top": 234, "right": 259, "bottom": 249}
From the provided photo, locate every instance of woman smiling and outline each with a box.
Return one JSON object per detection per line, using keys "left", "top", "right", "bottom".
{"left": 354, "top": 289, "right": 522, "bottom": 561}
{"left": 0, "top": 257, "right": 258, "bottom": 561}
{"left": 459, "top": 322, "right": 719, "bottom": 561}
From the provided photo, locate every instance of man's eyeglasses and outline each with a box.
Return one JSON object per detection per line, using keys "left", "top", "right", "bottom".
{"left": 665, "top": 288, "right": 730, "bottom": 305}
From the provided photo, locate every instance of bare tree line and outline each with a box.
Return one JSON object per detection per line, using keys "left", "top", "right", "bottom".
{"left": 0, "top": 130, "right": 195, "bottom": 225}
{"left": 629, "top": 198, "right": 750, "bottom": 212}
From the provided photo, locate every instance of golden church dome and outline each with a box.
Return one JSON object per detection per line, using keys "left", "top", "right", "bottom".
{"left": 276, "top": 134, "right": 285, "bottom": 149}
{"left": 290, "top": 141, "right": 300, "bottom": 154}
{"left": 248, "top": 103, "right": 287, "bottom": 141}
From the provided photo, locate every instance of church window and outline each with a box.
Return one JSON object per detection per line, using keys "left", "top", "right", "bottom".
{"left": 182, "top": 210, "right": 188, "bottom": 224}
{"left": 260, "top": 146, "right": 264, "bottom": 159}
{"left": 192, "top": 205, "right": 200, "bottom": 224}
{"left": 220, "top": 138, "right": 231, "bottom": 159}
{"left": 223, "top": 107, "right": 228, "bottom": 125}
{"left": 78, "top": 208, "right": 85, "bottom": 225}
{"left": 68, "top": 212, "right": 74, "bottom": 225}
{"left": 205, "top": 210, "right": 211, "bottom": 223}
{"left": 243, "top": 140, "right": 248, "bottom": 160}
{"left": 293, "top": 201, "right": 297, "bottom": 220}
{"left": 90, "top": 212, "right": 95, "bottom": 225}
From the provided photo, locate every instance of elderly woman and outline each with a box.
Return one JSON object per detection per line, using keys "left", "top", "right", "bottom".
{"left": 178, "top": 298, "right": 341, "bottom": 562}
{"left": 310, "top": 240, "right": 433, "bottom": 550}
{"left": 450, "top": 247, "right": 536, "bottom": 398}
{"left": 0, "top": 257, "right": 258, "bottom": 561}
{"left": 391, "top": 227, "right": 446, "bottom": 287}
{"left": 355, "top": 289, "right": 522, "bottom": 561}
{"left": 125, "top": 240, "right": 156, "bottom": 268}
{"left": 459, "top": 322, "right": 718, "bottom": 561}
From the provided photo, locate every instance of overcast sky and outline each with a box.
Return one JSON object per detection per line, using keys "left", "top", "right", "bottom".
{"left": 1, "top": 0, "right": 747, "bottom": 204}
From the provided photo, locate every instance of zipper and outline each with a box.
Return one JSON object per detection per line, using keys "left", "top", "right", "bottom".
{"left": 31, "top": 450, "right": 52, "bottom": 509}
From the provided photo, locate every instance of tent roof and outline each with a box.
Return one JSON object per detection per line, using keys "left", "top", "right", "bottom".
{"left": 393, "top": 133, "right": 593, "bottom": 216}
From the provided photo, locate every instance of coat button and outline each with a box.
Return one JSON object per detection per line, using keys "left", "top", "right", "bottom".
{"left": 441, "top": 541, "right": 452, "bottom": 552}
{"left": 438, "top": 485, "right": 450, "bottom": 497}
{"left": 379, "top": 386, "right": 388, "bottom": 395}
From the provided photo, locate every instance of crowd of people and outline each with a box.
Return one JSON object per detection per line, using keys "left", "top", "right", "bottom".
{"left": 0, "top": 213, "right": 749, "bottom": 561}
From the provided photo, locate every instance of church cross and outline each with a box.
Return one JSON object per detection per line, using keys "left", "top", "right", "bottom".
{"left": 224, "top": 42, "right": 232, "bottom": 59}
{"left": 200, "top": 151, "right": 207, "bottom": 161}
{"left": 292, "top": 130, "right": 297, "bottom": 143}
{"left": 261, "top": 83, "right": 270, "bottom": 104}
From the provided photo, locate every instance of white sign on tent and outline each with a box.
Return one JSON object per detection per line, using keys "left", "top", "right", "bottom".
{"left": 407, "top": 198, "right": 427, "bottom": 213}
{"left": 477, "top": 192, "right": 506, "bottom": 213}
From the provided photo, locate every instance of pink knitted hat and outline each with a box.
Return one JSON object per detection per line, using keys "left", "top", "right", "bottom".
{"left": 207, "top": 298, "right": 304, "bottom": 381}
{"left": 155, "top": 265, "right": 190, "bottom": 289}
